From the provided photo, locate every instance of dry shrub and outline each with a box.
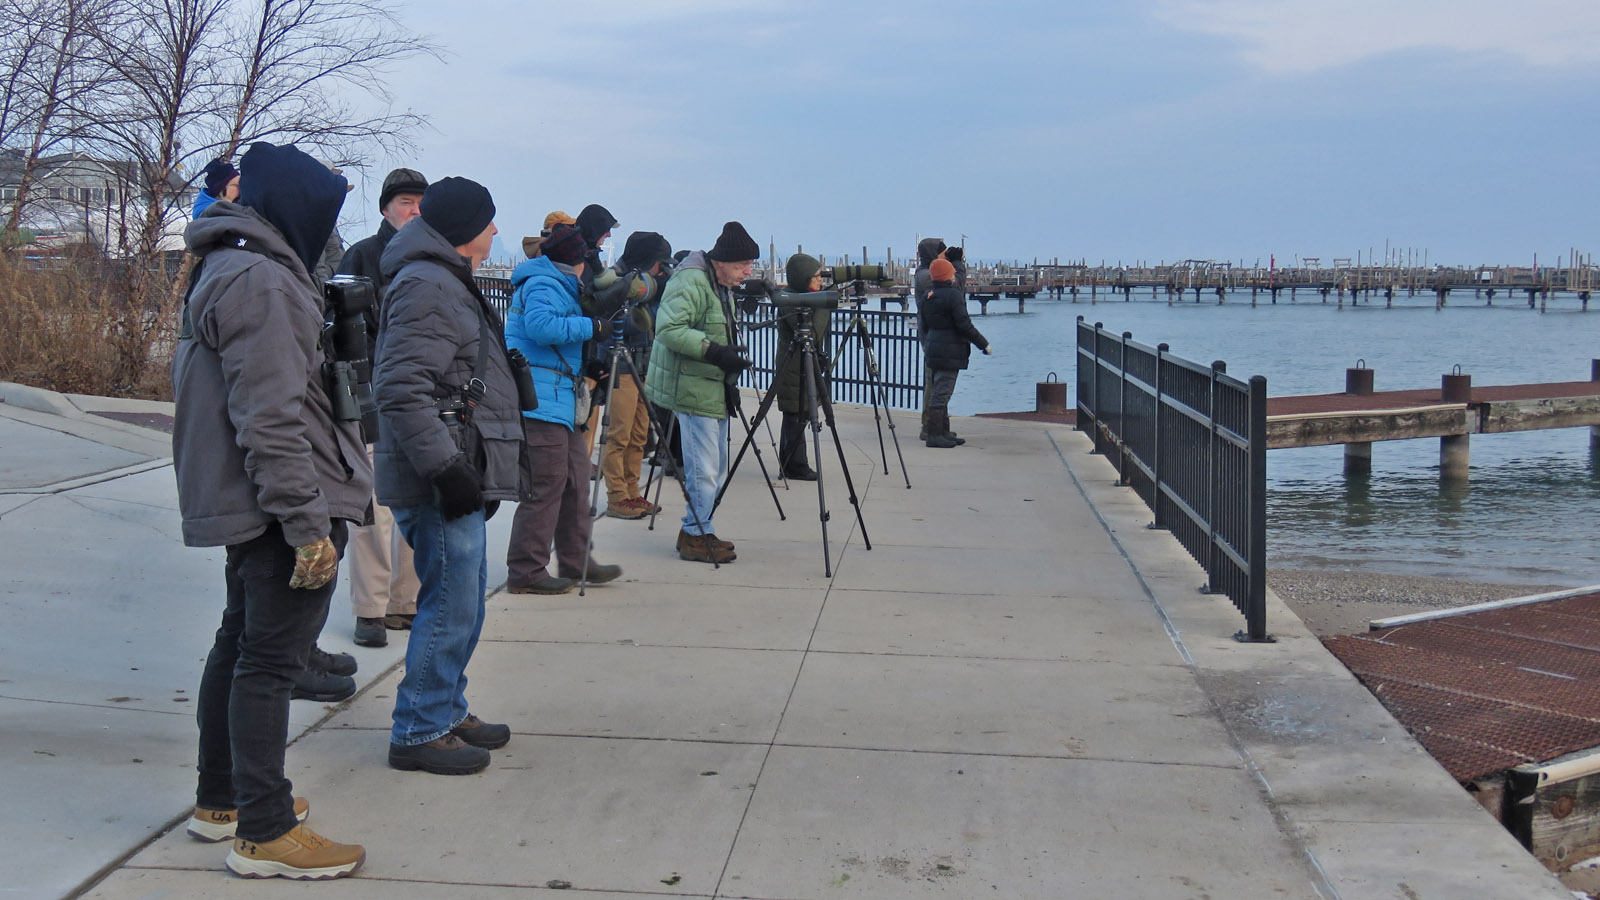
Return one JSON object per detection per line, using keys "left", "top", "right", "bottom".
{"left": 0, "top": 254, "right": 179, "bottom": 399}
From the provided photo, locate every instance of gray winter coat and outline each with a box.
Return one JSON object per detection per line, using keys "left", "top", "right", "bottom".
{"left": 172, "top": 202, "right": 373, "bottom": 548}
{"left": 373, "top": 218, "right": 527, "bottom": 507}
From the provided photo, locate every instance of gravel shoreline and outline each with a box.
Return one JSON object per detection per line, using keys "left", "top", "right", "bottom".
{"left": 1269, "top": 567, "right": 1577, "bottom": 637}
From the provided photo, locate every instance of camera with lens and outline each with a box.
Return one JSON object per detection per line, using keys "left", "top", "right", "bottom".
{"left": 818, "top": 264, "right": 896, "bottom": 289}
{"left": 322, "top": 275, "right": 378, "bottom": 443}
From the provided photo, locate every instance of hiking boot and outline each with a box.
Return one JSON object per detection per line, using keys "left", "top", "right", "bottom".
{"left": 606, "top": 499, "right": 647, "bottom": 519}
{"left": 506, "top": 574, "right": 574, "bottom": 595}
{"left": 383, "top": 613, "right": 415, "bottom": 630}
{"left": 563, "top": 562, "right": 622, "bottom": 585}
{"left": 628, "top": 497, "right": 662, "bottom": 515}
{"left": 451, "top": 714, "right": 511, "bottom": 749}
{"left": 225, "top": 824, "right": 364, "bottom": 880}
{"left": 189, "top": 797, "right": 308, "bottom": 843}
{"left": 308, "top": 646, "right": 357, "bottom": 677}
{"left": 388, "top": 734, "right": 490, "bottom": 775}
{"left": 353, "top": 617, "right": 387, "bottom": 648}
{"left": 707, "top": 534, "right": 735, "bottom": 552}
{"left": 291, "top": 667, "right": 355, "bottom": 702}
{"left": 784, "top": 466, "right": 818, "bottom": 481}
{"left": 677, "top": 530, "right": 735, "bottom": 564}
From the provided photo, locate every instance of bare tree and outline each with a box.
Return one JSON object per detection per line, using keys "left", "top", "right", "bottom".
{"left": 0, "top": 0, "right": 118, "bottom": 246}
{"left": 213, "top": 0, "right": 434, "bottom": 164}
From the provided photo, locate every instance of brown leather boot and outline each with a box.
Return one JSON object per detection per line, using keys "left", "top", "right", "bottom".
{"left": 677, "top": 530, "right": 735, "bottom": 563}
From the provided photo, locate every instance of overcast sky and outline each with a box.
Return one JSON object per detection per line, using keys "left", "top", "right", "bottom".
{"left": 338, "top": 0, "right": 1600, "bottom": 268}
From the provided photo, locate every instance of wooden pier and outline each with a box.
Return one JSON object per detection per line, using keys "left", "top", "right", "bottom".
{"left": 1265, "top": 362, "right": 1600, "bottom": 480}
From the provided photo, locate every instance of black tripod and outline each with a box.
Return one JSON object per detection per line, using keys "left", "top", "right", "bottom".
{"left": 828, "top": 306, "right": 911, "bottom": 489}
{"left": 717, "top": 305, "right": 871, "bottom": 576}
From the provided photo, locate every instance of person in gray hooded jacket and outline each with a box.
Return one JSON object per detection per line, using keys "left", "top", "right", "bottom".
{"left": 172, "top": 141, "right": 369, "bottom": 880}
{"left": 373, "top": 176, "right": 524, "bottom": 777}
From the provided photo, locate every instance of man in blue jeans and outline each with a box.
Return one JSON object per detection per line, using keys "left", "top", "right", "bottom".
{"left": 173, "top": 141, "right": 367, "bottom": 879}
{"left": 373, "top": 177, "right": 526, "bottom": 775}
{"left": 644, "top": 221, "right": 759, "bottom": 563}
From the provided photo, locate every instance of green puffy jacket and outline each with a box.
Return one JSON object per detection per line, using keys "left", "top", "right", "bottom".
{"left": 645, "top": 250, "right": 737, "bottom": 419}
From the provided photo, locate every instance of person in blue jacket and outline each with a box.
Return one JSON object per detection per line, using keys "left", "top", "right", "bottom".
{"left": 191, "top": 158, "right": 239, "bottom": 219}
{"left": 503, "top": 223, "right": 624, "bottom": 594}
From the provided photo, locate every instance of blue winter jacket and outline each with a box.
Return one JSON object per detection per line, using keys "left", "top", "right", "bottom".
{"left": 506, "top": 255, "right": 596, "bottom": 430}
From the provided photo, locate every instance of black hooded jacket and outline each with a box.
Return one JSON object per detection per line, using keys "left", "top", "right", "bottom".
{"left": 575, "top": 204, "right": 618, "bottom": 293}
{"left": 921, "top": 282, "right": 988, "bottom": 371}
{"left": 236, "top": 142, "right": 347, "bottom": 276}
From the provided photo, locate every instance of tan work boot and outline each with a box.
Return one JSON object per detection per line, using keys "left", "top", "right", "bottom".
{"left": 188, "top": 796, "right": 309, "bottom": 843}
{"left": 676, "top": 529, "right": 735, "bottom": 563}
{"left": 226, "top": 823, "right": 365, "bottom": 880}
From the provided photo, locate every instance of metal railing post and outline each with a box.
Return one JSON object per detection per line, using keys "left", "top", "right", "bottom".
{"left": 1150, "top": 343, "right": 1168, "bottom": 530}
{"left": 1116, "top": 331, "right": 1132, "bottom": 484}
{"left": 1203, "top": 360, "right": 1224, "bottom": 594}
{"left": 1237, "top": 374, "right": 1273, "bottom": 642}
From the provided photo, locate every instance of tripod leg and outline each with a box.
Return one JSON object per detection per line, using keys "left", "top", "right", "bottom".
{"left": 816, "top": 379, "right": 871, "bottom": 552}
{"left": 800, "top": 340, "right": 832, "bottom": 577}
{"left": 577, "top": 348, "right": 626, "bottom": 596}
{"left": 855, "top": 318, "right": 911, "bottom": 489}
{"left": 729, "top": 388, "right": 786, "bottom": 522}
{"left": 715, "top": 342, "right": 795, "bottom": 518}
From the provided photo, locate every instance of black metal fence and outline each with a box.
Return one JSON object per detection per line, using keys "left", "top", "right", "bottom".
{"left": 476, "top": 278, "right": 924, "bottom": 410}
{"left": 1075, "top": 317, "right": 1271, "bottom": 642}
{"left": 738, "top": 304, "right": 924, "bottom": 410}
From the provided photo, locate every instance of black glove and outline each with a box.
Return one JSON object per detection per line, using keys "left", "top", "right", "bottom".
{"left": 586, "top": 276, "right": 631, "bottom": 317}
{"left": 431, "top": 454, "right": 483, "bottom": 521}
{"left": 944, "top": 246, "right": 964, "bottom": 264}
{"left": 591, "top": 316, "right": 613, "bottom": 340}
{"left": 704, "top": 342, "right": 752, "bottom": 374}
{"left": 584, "top": 359, "right": 609, "bottom": 381}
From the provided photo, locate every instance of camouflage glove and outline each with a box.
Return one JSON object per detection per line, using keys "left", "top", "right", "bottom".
{"left": 289, "top": 536, "right": 338, "bottom": 590}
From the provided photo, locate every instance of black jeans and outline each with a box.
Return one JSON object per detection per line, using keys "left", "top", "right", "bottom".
{"left": 779, "top": 410, "right": 811, "bottom": 473}
{"left": 195, "top": 520, "right": 347, "bottom": 842}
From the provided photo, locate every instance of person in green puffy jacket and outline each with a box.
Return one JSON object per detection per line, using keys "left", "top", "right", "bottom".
{"left": 644, "top": 221, "right": 759, "bottom": 563}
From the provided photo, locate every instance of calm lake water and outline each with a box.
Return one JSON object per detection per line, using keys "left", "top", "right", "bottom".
{"left": 942, "top": 291, "right": 1600, "bottom": 586}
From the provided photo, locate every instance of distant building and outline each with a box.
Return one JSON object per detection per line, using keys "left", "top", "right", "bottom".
{"left": 0, "top": 150, "right": 196, "bottom": 254}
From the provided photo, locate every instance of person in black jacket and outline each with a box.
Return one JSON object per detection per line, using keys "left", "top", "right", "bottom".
{"left": 775, "top": 252, "right": 830, "bottom": 480}
{"left": 336, "top": 167, "right": 428, "bottom": 650}
{"left": 920, "top": 257, "right": 991, "bottom": 448}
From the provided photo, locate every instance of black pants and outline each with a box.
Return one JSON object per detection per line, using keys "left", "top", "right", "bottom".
{"left": 195, "top": 520, "right": 347, "bottom": 842}
{"left": 779, "top": 410, "right": 812, "bottom": 474}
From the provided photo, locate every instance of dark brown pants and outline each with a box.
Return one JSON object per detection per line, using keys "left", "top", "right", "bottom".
{"left": 506, "top": 417, "right": 593, "bottom": 585}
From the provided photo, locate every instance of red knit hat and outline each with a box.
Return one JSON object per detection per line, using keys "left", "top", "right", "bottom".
{"left": 930, "top": 258, "right": 956, "bottom": 283}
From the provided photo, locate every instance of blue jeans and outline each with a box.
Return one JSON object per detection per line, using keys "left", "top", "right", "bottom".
{"left": 390, "top": 504, "right": 487, "bottom": 746}
{"left": 675, "top": 412, "right": 728, "bottom": 536}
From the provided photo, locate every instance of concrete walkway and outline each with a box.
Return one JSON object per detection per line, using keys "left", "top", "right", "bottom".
{"left": 0, "top": 383, "right": 1570, "bottom": 900}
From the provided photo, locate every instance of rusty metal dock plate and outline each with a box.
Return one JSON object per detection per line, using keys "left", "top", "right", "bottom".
{"left": 1325, "top": 590, "right": 1600, "bottom": 782}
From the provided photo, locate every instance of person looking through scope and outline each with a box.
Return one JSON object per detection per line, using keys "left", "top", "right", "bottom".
{"left": 776, "top": 253, "right": 831, "bottom": 481}
{"left": 645, "top": 221, "right": 760, "bottom": 564}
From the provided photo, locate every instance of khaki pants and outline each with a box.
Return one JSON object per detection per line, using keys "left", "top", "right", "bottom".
{"left": 601, "top": 375, "right": 650, "bottom": 505}
{"left": 347, "top": 448, "right": 418, "bottom": 618}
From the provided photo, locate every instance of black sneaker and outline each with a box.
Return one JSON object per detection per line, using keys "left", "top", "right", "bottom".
{"left": 292, "top": 667, "right": 355, "bottom": 702}
{"left": 389, "top": 734, "right": 490, "bottom": 775}
{"left": 451, "top": 714, "right": 511, "bottom": 749}
{"left": 308, "top": 645, "right": 357, "bottom": 677}
{"left": 353, "top": 617, "right": 387, "bottom": 647}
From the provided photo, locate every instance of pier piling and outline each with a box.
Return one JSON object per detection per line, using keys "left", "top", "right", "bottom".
{"left": 1440, "top": 370, "right": 1473, "bottom": 481}
{"left": 1345, "top": 365, "right": 1375, "bottom": 475}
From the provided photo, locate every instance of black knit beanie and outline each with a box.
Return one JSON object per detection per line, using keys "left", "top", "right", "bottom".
{"left": 420, "top": 176, "right": 495, "bottom": 247}
{"left": 707, "top": 221, "right": 759, "bottom": 262}
{"left": 202, "top": 159, "right": 237, "bottom": 197}
{"left": 379, "top": 167, "right": 428, "bottom": 211}
{"left": 542, "top": 223, "right": 588, "bottom": 266}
